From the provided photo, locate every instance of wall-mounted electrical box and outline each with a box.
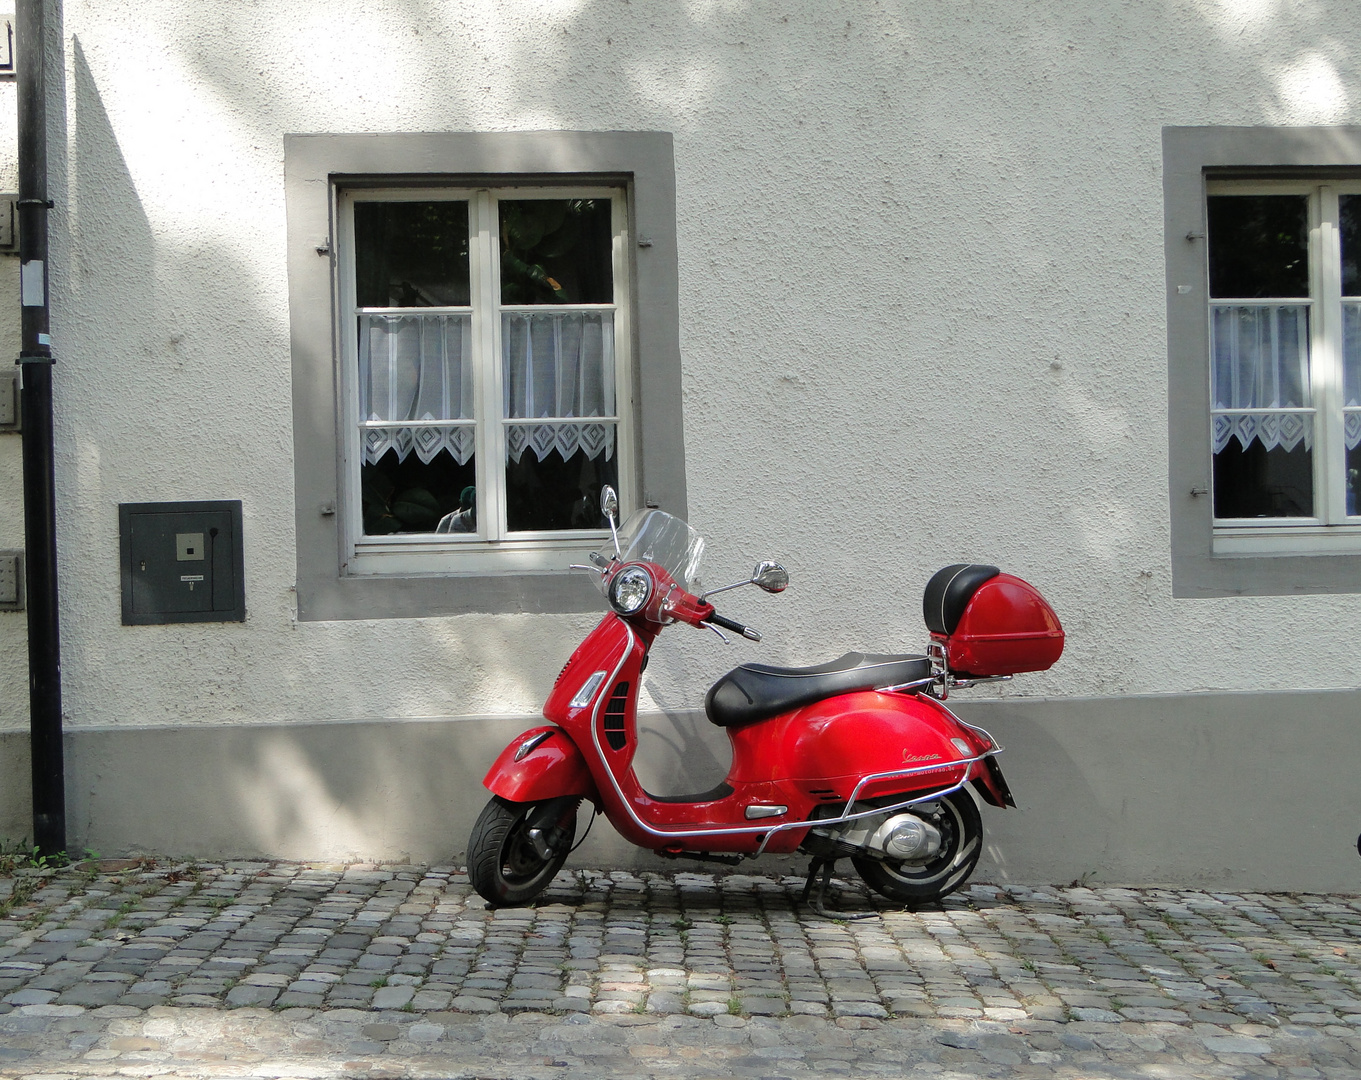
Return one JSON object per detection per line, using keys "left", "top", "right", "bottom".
{"left": 0, "top": 372, "right": 16, "bottom": 429}
{"left": 118, "top": 500, "right": 245, "bottom": 624}
{"left": 0, "top": 195, "right": 17, "bottom": 253}
{"left": 0, "top": 551, "right": 22, "bottom": 611}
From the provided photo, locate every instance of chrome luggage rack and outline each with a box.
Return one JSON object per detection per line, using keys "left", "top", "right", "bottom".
{"left": 872, "top": 641, "right": 1013, "bottom": 700}
{"left": 925, "top": 640, "right": 1012, "bottom": 700}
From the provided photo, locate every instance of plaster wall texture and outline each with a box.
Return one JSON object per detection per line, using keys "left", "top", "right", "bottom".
{"left": 3, "top": 1, "right": 1361, "bottom": 749}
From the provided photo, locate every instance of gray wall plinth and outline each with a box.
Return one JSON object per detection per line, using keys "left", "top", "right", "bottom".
{"left": 3, "top": 687, "right": 1356, "bottom": 891}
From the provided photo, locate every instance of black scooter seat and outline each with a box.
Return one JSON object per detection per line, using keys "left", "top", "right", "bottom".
{"left": 704, "top": 652, "right": 932, "bottom": 729}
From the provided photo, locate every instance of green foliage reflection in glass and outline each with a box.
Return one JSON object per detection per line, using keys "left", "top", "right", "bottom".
{"left": 354, "top": 201, "right": 471, "bottom": 308}
{"left": 499, "top": 200, "right": 613, "bottom": 305}
{"left": 1207, "top": 195, "right": 1308, "bottom": 299}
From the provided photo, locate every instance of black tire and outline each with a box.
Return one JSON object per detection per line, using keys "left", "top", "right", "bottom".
{"left": 852, "top": 790, "right": 982, "bottom": 907}
{"left": 467, "top": 795, "right": 579, "bottom": 907}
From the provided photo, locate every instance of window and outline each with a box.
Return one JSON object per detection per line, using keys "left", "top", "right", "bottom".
{"left": 1164, "top": 126, "right": 1361, "bottom": 597}
{"left": 285, "top": 132, "right": 685, "bottom": 619}
{"left": 340, "top": 189, "right": 630, "bottom": 575}
{"left": 1207, "top": 183, "right": 1361, "bottom": 531}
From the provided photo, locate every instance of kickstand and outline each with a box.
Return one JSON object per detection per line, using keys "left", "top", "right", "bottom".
{"left": 800, "top": 858, "right": 878, "bottom": 921}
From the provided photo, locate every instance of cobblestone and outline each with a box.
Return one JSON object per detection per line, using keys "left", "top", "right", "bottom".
{"left": 0, "top": 860, "right": 1360, "bottom": 1076}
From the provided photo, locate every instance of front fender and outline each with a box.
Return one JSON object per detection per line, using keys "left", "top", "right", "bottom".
{"left": 483, "top": 725, "right": 599, "bottom": 804}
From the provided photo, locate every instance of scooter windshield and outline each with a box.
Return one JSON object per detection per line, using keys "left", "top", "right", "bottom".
{"left": 600, "top": 509, "right": 706, "bottom": 592}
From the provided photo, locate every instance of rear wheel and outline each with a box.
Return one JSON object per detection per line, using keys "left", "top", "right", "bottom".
{"left": 467, "top": 795, "right": 580, "bottom": 907}
{"left": 852, "top": 790, "right": 982, "bottom": 907}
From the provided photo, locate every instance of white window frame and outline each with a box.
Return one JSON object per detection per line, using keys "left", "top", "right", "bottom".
{"left": 1207, "top": 179, "right": 1361, "bottom": 554}
{"left": 336, "top": 186, "right": 635, "bottom": 577}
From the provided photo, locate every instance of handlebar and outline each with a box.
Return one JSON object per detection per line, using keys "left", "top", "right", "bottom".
{"left": 706, "top": 611, "right": 762, "bottom": 642}
{"left": 584, "top": 561, "right": 767, "bottom": 644}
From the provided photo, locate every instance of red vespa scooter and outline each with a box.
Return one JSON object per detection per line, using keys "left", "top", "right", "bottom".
{"left": 468, "top": 488, "right": 1063, "bottom": 910}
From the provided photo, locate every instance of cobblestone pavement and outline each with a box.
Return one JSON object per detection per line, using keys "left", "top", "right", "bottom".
{"left": 1, "top": 859, "right": 1360, "bottom": 1078}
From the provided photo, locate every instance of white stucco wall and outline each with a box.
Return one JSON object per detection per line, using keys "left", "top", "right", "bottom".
{"left": 4, "top": 0, "right": 1361, "bottom": 748}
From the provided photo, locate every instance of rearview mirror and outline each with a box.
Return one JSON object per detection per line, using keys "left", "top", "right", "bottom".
{"left": 752, "top": 561, "right": 789, "bottom": 593}
{"left": 600, "top": 486, "right": 621, "bottom": 558}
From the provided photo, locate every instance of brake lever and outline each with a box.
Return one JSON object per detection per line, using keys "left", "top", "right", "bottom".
{"left": 705, "top": 622, "right": 731, "bottom": 644}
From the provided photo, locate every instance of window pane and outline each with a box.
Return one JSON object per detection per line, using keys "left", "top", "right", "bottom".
{"left": 362, "top": 450, "right": 477, "bottom": 535}
{"left": 499, "top": 199, "right": 613, "bottom": 304}
{"left": 354, "top": 202, "right": 470, "bottom": 308}
{"left": 1210, "top": 305, "right": 1310, "bottom": 410}
{"left": 502, "top": 312, "right": 614, "bottom": 420}
{"left": 505, "top": 442, "right": 618, "bottom": 532}
{"left": 1342, "top": 194, "right": 1361, "bottom": 297}
{"left": 1213, "top": 432, "right": 1313, "bottom": 518}
{"left": 1207, "top": 195, "right": 1309, "bottom": 299}
{"left": 359, "top": 313, "right": 474, "bottom": 423}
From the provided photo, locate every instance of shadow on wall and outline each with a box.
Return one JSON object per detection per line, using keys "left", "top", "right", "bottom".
{"left": 64, "top": 709, "right": 736, "bottom": 863}
{"left": 952, "top": 701, "right": 1115, "bottom": 884}
{"left": 69, "top": 719, "right": 521, "bottom": 862}
{"left": 66, "top": 715, "right": 732, "bottom": 868}
{"left": 0, "top": 733, "right": 31, "bottom": 843}
{"left": 69, "top": 39, "right": 154, "bottom": 313}
{"left": 634, "top": 680, "right": 732, "bottom": 797}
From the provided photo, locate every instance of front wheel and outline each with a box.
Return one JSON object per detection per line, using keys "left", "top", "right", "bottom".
{"left": 852, "top": 790, "right": 982, "bottom": 907}
{"left": 467, "top": 795, "right": 580, "bottom": 907}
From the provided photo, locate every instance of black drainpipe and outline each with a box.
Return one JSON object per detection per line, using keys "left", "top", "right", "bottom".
{"left": 16, "top": 0, "right": 65, "bottom": 857}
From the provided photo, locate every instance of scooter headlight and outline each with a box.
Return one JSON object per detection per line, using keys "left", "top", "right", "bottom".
{"left": 609, "top": 566, "right": 653, "bottom": 614}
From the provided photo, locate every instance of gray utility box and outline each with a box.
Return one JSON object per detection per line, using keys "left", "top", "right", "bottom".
{"left": 0, "top": 550, "right": 21, "bottom": 610}
{"left": 119, "top": 501, "right": 245, "bottom": 624}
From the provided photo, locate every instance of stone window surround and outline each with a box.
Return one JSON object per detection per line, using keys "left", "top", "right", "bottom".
{"left": 284, "top": 131, "right": 685, "bottom": 620}
{"left": 1164, "top": 125, "right": 1361, "bottom": 597}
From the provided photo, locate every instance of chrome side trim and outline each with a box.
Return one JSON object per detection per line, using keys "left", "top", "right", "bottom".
{"left": 513, "top": 730, "right": 554, "bottom": 762}
{"left": 751, "top": 777, "right": 975, "bottom": 858}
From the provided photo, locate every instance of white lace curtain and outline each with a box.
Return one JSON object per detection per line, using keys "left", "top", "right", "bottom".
{"left": 358, "top": 310, "right": 617, "bottom": 466}
{"left": 502, "top": 311, "right": 616, "bottom": 464}
{"left": 1211, "top": 304, "right": 1314, "bottom": 453}
{"left": 1345, "top": 302, "right": 1361, "bottom": 451}
{"left": 359, "top": 313, "right": 475, "bottom": 465}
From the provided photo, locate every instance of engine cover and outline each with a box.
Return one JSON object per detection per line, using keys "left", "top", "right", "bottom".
{"left": 868, "top": 813, "right": 943, "bottom": 862}
{"left": 808, "top": 805, "right": 945, "bottom": 863}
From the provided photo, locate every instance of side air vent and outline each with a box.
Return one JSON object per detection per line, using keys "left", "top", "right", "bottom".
{"left": 602, "top": 681, "right": 629, "bottom": 750}
{"left": 553, "top": 655, "right": 577, "bottom": 688}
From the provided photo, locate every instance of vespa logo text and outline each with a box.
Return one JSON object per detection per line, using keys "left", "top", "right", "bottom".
{"left": 903, "top": 752, "right": 943, "bottom": 763}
